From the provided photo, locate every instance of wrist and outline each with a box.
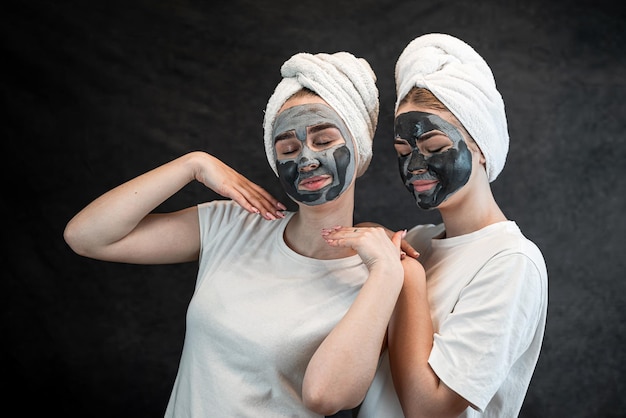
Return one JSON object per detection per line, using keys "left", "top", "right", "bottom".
{"left": 369, "top": 262, "right": 404, "bottom": 288}
{"left": 184, "top": 151, "right": 212, "bottom": 182}
{"left": 401, "top": 259, "right": 427, "bottom": 291}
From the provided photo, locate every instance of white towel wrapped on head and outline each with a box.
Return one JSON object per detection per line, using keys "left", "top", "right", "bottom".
{"left": 263, "top": 52, "right": 379, "bottom": 178}
{"left": 395, "top": 33, "right": 509, "bottom": 182}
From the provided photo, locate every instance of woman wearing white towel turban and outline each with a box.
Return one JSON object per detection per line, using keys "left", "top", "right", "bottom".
{"left": 64, "top": 50, "right": 409, "bottom": 417}
{"left": 324, "top": 34, "right": 548, "bottom": 417}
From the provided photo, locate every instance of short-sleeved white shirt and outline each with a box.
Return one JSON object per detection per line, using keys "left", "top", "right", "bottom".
{"left": 359, "top": 221, "right": 548, "bottom": 418}
{"left": 165, "top": 200, "right": 368, "bottom": 417}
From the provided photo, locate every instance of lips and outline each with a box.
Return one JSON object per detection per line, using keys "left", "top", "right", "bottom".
{"left": 411, "top": 179, "right": 439, "bottom": 193}
{"left": 298, "top": 174, "right": 332, "bottom": 191}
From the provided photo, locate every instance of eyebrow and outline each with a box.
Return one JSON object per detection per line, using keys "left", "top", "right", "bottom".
{"left": 274, "top": 130, "right": 296, "bottom": 143}
{"left": 274, "top": 123, "right": 340, "bottom": 143}
{"left": 416, "top": 131, "right": 441, "bottom": 141}
{"left": 308, "top": 123, "right": 338, "bottom": 134}
{"left": 395, "top": 130, "right": 445, "bottom": 145}
{"left": 410, "top": 130, "right": 451, "bottom": 144}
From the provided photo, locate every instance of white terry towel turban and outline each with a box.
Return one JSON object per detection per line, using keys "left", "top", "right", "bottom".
{"left": 395, "top": 33, "right": 509, "bottom": 182}
{"left": 263, "top": 51, "right": 379, "bottom": 178}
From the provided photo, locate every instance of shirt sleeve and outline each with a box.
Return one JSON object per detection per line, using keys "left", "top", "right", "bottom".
{"left": 427, "top": 251, "right": 544, "bottom": 411}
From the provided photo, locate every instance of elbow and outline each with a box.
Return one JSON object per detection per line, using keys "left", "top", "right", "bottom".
{"left": 396, "top": 388, "right": 470, "bottom": 418}
{"left": 302, "top": 381, "right": 360, "bottom": 416}
{"left": 63, "top": 221, "right": 80, "bottom": 253}
{"left": 63, "top": 220, "right": 91, "bottom": 257}
{"left": 302, "top": 385, "right": 339, "bottom": 416}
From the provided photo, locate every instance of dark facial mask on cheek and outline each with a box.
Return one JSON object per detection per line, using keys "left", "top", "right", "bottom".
{"left": 394, "top": 111, "right": 472, "bottom": 210}
{"left": 273, "top": 103, "right": 356, "bottom": 206}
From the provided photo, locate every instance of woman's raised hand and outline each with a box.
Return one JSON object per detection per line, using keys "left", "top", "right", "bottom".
{"left": 193, "top": 152, "right": 286, "bottom": 220}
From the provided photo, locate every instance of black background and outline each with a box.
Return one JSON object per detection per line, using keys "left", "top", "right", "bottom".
{"left": 3, "top": 1, "right": 625, "bottom": 417}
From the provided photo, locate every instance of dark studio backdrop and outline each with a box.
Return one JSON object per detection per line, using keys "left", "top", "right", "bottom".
{"left": 3, "top": 0, "right": 625, "bottom": 416}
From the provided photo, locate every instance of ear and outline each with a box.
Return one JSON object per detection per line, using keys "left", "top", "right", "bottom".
{"left": 468, "top": 142, "right": 487, "bottom": 166}
{"left": 478, "top": 149, "right": 486, "bottom": 165}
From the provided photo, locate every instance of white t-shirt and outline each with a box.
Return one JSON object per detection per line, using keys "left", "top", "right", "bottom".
{"left": 165, "top": 200, "right": 368, "bottom": 417}
{"left": 359, "top": 221, "right": 548, "bottom": 418}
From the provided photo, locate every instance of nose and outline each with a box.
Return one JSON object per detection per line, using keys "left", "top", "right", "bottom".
{"left": 407, "top": 151, "right": 427, "bottom": 174}
{"left": 298, "top": 157, "right": 320, "bottom": 172}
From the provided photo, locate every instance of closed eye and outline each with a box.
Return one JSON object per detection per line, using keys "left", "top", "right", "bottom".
{"left": 275, "top": 134, "right": 302, "bottom": 159}
{"left": 394, "top": 138, "right": 413, "bottom": 157}
{"left": 308, "top": 125, "right": 345, "bottom": 150}
{"left": 418, "top": 132, "right": 453, "bottom": 155}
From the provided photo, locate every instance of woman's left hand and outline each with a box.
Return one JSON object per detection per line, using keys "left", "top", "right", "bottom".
{"left": 321, "top": 226, "right": 406, "bottom": 271}
{"left": 355, "top": 222, "right": 419, "bottom": 259}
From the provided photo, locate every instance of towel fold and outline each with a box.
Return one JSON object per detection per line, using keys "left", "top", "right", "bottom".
{"left": 395, "top": 33, "right": 509, "bottom": 182}
{"left": 263, "top": 52, "right": 379, "bottom": 178}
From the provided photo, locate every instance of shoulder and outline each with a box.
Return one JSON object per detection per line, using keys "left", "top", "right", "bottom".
{"left": 493, "top": 222, "right": 547, "bottom": 278}
{"left": 477, "top": 225, "right": 548, "bottom": 310}
{"left": 197, "top": 200, "right": 269, "bottom": 227}
{"left": 198, "top": 199, "right": 246, "bottom": 218}
{"left": 405, "top": 223, "right": 444, "bottom": 248}
{"left": 197, "top": 200, "right": 295, "bottom": 241}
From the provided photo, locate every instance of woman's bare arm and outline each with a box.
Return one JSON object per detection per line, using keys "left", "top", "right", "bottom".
{"left": 387, "top": 257, "right": 470, "bottom": 418}
{"left": 301, "top": 227, "right": 407, "bottom": 414}
{"left": 64, "top": 151, "right": 285, "bottom": 264}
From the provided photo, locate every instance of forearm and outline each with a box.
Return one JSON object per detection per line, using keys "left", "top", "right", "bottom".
{"left": 64, "top": 151, "right": 203, "bottom": 256}
{"left": 302, "top": 264, "right": 403, "bottom": 414}
{"left": 388, "top": 264, "right": 468, "bottom": 417}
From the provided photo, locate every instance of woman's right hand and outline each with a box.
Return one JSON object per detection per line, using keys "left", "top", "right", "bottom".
{"left": 321, "top": 225, "right": 405, "bottom": 279}
{"left": 192, "top": 152, "right": 286, "bottom": 220}
{"left": 356, "top": 221, "right": 420, "bottom": 259}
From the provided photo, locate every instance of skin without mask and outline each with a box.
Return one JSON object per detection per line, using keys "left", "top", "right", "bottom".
{"left": 394, "top": 111, "right": 472, "bottom": 210}
{"left": 272, "top": 103, "right": 356, "bottom": 206}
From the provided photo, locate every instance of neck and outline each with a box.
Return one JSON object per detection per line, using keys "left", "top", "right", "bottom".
{"left": 284, "top": 189, "right": 356, "bottom": 259}
{"left": 438, "top": 179, "right": 507, "bottom": 238}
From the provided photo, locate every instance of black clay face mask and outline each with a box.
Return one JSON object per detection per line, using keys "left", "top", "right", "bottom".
{"left": 272, "top": 103, "right": 356, "bottom": 206}
{"left": 394, "top": 111, "right": 472, "bottom": 210}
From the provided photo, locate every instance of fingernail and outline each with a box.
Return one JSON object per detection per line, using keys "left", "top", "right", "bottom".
{"left": 251, "top": 207, "right": 260, "bottom": 214}
{"left": 277, "top": 202, "right": 287, "bottom": 210}
{"left": 266, "top": 212, "right": 276, "bottom": 220}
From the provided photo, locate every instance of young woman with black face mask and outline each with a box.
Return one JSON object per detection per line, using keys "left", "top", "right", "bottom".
{"left": 324, "top": 33, "right": 548, "bottom": 418}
